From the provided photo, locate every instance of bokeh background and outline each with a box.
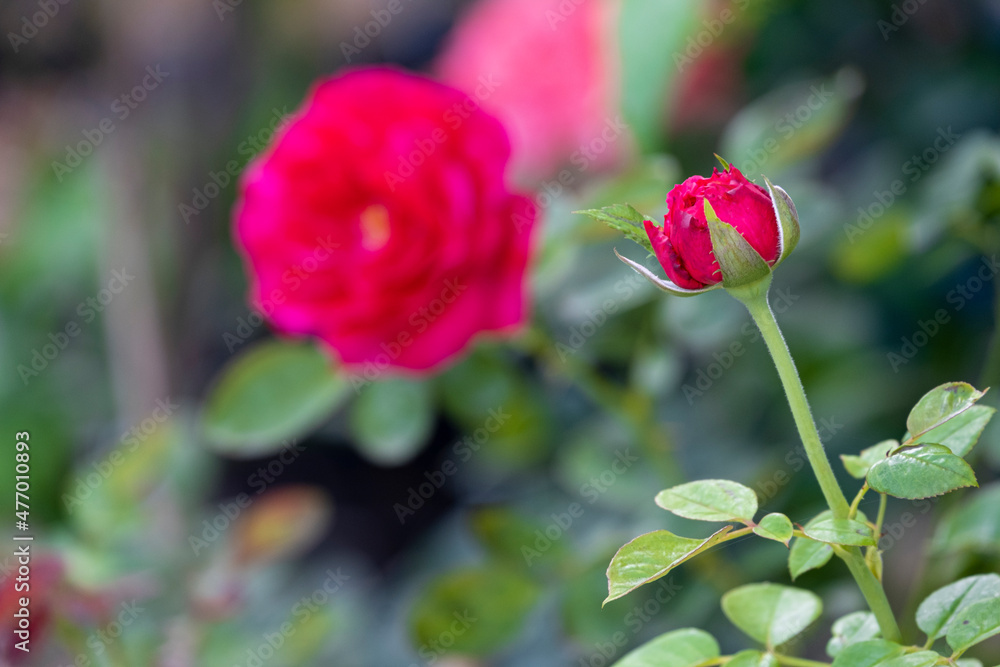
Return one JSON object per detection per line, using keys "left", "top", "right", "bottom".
{"left": 2, "top": 0, "right": 1000, "bottom": 665}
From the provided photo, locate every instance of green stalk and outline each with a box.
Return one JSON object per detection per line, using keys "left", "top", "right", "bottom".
{"left": 841, "top": 548, "right": 901, "bottom": 642}
{"left": 734, "top": 287, "right": 850, "bottom": 518}
{"left": 772, "top": 655, "right": 831, "bottom": 667}
{"left": 731, "top": 283, "right": 902, "bottom": 643}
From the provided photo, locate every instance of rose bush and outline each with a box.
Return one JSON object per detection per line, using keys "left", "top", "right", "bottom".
{"left": 233, "top": 67, "right": 536, "bottom": 372}
{"left": 645, "top": 165, "right": 781, "bottom": 289}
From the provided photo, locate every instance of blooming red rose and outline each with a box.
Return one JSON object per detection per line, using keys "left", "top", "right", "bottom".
{"left": 644, "top": 165, "right": 781, "bottom": 290}
{"left": 234, "top": 67, "right": 536, "bottom": 372}
{"left": 435, "top": 0, "right": 624, "bottom": 184}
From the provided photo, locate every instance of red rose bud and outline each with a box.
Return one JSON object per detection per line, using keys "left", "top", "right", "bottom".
{"left": 641, "top": 163, "right": 798, "bottom": 293}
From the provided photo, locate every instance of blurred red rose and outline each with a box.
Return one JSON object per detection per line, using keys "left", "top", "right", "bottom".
{"left": 436, "top": 0, "right": 623, "bottom": 184}
{"left": 670, "top": 45, "right": 746, "bottom": 133}
{"left": 645, "top": 165, "right": 780, "bottom": 289}
{"left": 234, "top": 67, "right": 536, "bottom": 372}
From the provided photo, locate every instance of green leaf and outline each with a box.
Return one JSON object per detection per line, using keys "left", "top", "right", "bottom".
{"left": 470, "top": 508, "right": 563, "bottom": 569}
{"left": 619, "top": 0, "right": 699, "bottom": 150}
{"left": 803, "top": 517, "right": 877, "bottom": 547}
{"left": 827, "top": 612, "right": 881, "bottom": 658}
{"left": 946, "top": 597, "right": 1000, "bottom": 654}
{"left": 916, "top": 574, "right": 1000, "bottom": 641}
{"left": 831, "top": 640, "right": 905, "bottom": 667}
{"left": 932, "top": 483, "right": 1000, "bottom": 554}
{"left": 788, "top": 537, "right": 834, "bottom": 580}
{"left": 203, "top": 340, "right": 349, "bottom": 456}
{"left": 605, "top": 527, "right": 732, "bottom": 604}
{"left": 763, "top": 177, "right": 800, "bottom": 265}
{"left": 654, "top": 479, "right": 758, "bottom": 523}
{"left": 719, "top": 69, "right": 864, "bottom": 177}
{"left": 911, "top": 405, "right": 995, "bottom": 457}
{"left": 705, "top": 202, "right": 772, "bottom": 289}
{"left": 753, "top": 513, "right": 794, "bottom": 546}
{"left": 867, "top": 443, "right": 978, "bottom": 499}
{"left": 906, "top": 382, "right": 987, "bottom": 442}
{"left": 349, "top": 377, "right": 433, "bottom": 465}
{"left": 576, "top": 204, "right": 654, "bottom": 254}
{"left": 612, "top": 628, "right": 719, "bottom": 667}
{"left": 726, "top": 650, "right": 779, "bottom": 667}
{"left": 842, "top": 441, "right": 898, "bottom": 479}
{"left": 956, "top": 660, "right": 983, "bottom": 667}
{"left": 438, "top": 349, "right": 550, "bottom": 467}
{"left": 721, "top": 583, "right": 822, "bottom": 649}
{"left": 880, "top": 651, "right": 947, "bottom": 666}
{"left": 829, "top": 642, "right": 941, "bottom": 667}
{"left": 409, "top": 568, "right": 538, "bottom": 656}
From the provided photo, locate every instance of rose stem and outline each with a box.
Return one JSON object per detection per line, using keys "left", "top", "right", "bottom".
{"left": 732, "top": 285, "right": 902, "bottom": 643}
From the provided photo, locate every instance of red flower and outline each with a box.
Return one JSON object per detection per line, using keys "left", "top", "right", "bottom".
{"left": 645, "top": 165, "right": 781, "bottom": 290}
{"left": 234, "top": 67, "right": 536, "bottom": 372}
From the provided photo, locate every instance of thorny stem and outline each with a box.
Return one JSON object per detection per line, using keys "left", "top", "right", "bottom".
{"left": 732, "top": 284, "right": 902, "bottom": 643}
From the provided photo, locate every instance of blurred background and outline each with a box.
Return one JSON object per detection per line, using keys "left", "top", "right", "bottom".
{"left": 2, "top": 0, "right": 1000, "bottom": 664}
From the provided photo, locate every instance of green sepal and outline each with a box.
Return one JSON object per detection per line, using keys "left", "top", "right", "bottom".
{"left": 763, "top": 176, "right": 800, "bottom": 266}
{"left": 705, "top": 200, "right": 773, "bottom": 289}
{"left": 614, "top": 248, "right": 721, "bottom": 297}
